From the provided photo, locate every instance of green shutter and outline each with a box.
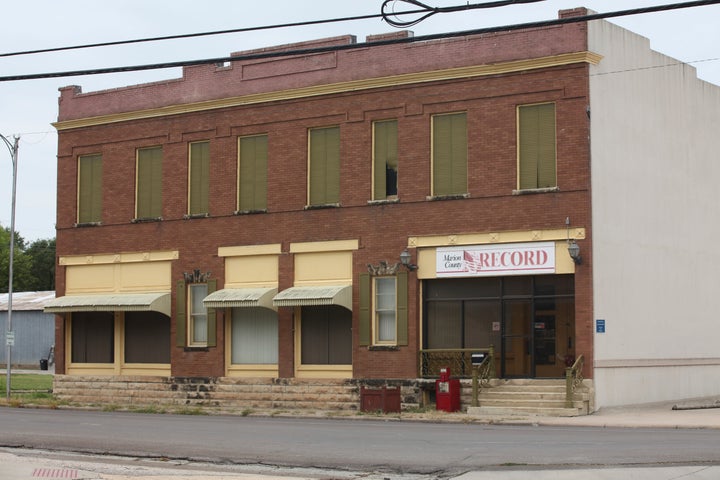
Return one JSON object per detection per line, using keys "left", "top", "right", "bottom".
{"left": 189, "top": 142, "right": 209, "bottom": 215}
{"left": 78, "top": 154, "right": 102, "bottom": 223}
{"left": 176, "top": 280, "right": 186, "bottom": 347}
{"left": 309, "top": 127, "right": 340, "bottom": 205}
{"left": 359, "top": 273, "right": 371, "bottom": 346}
{"left": 206, "top": 278, "right": 217, "bottom": 347}
{"left": 373, "top": 120, "right": 398, "bottom": 200}
{"left": 137, "top": 146, "right": 162, "bottom": 218}
{"left": 396, "top": 271, "right": 408, "bottom": 346}
{"left": 519, "top": 103, "right": 556, "bottom": 189}
{"left": 433, "top": 113, "right": 466, "bottom": 196}
{"left": 239, "top": 135, "right": 267, "bottom": 211}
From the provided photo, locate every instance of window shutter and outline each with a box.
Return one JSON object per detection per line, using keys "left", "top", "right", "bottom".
{"left": 78, "top": 154, "right": 102, "bottom": 223}
{"left": 433, "top": 113, "right": 466, "bottom": 196}
{"left": 359, "top": 272, "right": 370, "bottom": 346}
{"left": 176, "top": 280, "right": 186, "bottom": 347}
{"left": 519, "top": 103, "right": 556, "bottom": 189}
{"left": 239, "top": 135, "right": 268, "bottom": 211}
{"left": 137, "top": 147, "right": 163, "bottom": 218}
{"left": 206, "top": 278, "right": 217, "bottom": 347}
{"left": 189, "top": 142, "right": 209, "bottom": 215}
{"left": 396, "top": 271, "right": 408, "bottom": 346}
{"left": 373, "top": 120, "right": 398, "bottom": 200}
{"left": 309, "top": 127, "right": 340, "bottom": 205}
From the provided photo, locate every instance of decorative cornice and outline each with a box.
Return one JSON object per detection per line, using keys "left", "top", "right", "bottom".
{"left": 54, "top": 51, "right": 602, "bottom": 131}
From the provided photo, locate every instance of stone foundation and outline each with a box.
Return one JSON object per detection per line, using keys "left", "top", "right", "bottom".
{"left": 54, "top": 375, "right": 477, "bottom": 412}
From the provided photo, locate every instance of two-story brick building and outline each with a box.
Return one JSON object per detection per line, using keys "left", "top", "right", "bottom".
{"left": 47, "top": 8, "right": 720, "bottom": 412}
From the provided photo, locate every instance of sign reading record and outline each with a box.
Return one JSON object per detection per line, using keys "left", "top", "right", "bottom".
{"left": 436, "top": 242, "right": 556, "bottom": 277}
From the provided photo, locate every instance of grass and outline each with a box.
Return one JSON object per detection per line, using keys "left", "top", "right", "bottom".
{"left": 0, "top": 373, "right": 53, "bottom": 392}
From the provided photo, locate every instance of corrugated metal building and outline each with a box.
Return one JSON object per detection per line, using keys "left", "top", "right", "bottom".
{"left": 0, "top": 291, "right": 55, "bottom": 369}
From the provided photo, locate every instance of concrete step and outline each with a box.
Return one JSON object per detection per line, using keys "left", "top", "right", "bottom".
{"left": 468, "top": 405, "right": 583, "bottom": 417}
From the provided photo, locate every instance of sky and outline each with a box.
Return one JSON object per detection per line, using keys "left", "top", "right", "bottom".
{"left": 1, "top": 0, "right": 719, "bottom": 242}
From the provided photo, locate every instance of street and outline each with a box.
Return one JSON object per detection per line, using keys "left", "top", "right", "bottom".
{"left": 2, "top": 407, "right": 720, "bottom": 477}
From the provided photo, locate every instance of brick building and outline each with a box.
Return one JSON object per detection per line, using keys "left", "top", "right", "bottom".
{"left": 47, "top": 8, "right": 720, "bottom": 412}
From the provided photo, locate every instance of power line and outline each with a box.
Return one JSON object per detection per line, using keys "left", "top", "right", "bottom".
{"left": 1, "top": 0, "right": 719, "bottom": 82}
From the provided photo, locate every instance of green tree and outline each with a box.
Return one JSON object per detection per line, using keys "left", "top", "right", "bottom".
{"left": 0, "top": 226, "right": 55, "bottom": 293}
{"left": 25, "top": 238, "right": 56, "bottom": 291}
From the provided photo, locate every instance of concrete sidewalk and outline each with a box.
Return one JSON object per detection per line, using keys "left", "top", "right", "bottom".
{"left": 3, "top": 368, "right": 719, "bottom": 429}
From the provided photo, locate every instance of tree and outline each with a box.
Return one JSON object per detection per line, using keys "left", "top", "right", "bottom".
{"left": 25, "top": 238, "right": 56, "bottom": 291}
{"left": 0, "top": 225, "right": 55, "bottom": 293}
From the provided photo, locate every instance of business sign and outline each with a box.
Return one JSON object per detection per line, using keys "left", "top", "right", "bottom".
{"left": 596, "top": 319, "right": 606, "bottom": 333}
{"left": 436, "top": 242, "right": 555, "bottom": 277}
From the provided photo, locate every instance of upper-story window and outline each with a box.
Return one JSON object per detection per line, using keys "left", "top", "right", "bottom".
{"left": 517, "top": 103, "right": 557, "bottom": 190}
{"left": 372, "top": 120, "right": 398, "bottom": 201}
{"left": 135, "top": 146, "right": 163, "bottom": 220}
{"left": 359, "top": 271, "right": 408, "bottom": 347}
{"left": 432, "top": 112, "right": 467, "bottom": 197}
{"left": 308, "top": 126, "right": 340, "bottom": 207}
{"left": 77, "top": 153, "right": 102, "bottom": 224}
{"left": 238, "top": 134, "right": 268, "bottom": 212}
{"left": 188, "top": 141, "right": 209, "bottom": 216}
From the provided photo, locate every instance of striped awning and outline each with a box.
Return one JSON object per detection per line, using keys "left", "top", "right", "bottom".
{"left": 44, "top": 292, "right": 171, "bottom": 316}
{"left": 273, "top": 285, "right": 352, "bottom": 310}
{"left": 203, "top": 287, "right": 277, "bottom": 310}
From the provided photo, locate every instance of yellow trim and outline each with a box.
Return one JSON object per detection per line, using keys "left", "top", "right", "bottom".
{"left": 226, "top": 365, "right": 280, "bottom": 378}
{"left": 290, "top": 239, "right": 359, "bottom": 253}
{"left": 295, "top": 365, "right": 353, "bottom": 379}
{"left": 54, "top": 52, "right": 603, "bottom": 131}
{"left": 59, "top": 250, "right": 179, "bottom": 266}
{"left": 412, "top": 228, "right": 586, "bottom": 278}
{"left": 218, "top": 244, "right": 281, "bottom": 257}
{"left": 408, "top": 228, "right": 585, "bottom": 248}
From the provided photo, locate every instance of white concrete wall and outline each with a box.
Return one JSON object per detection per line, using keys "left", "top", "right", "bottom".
{"left": 588, "top": 20, "right": 720, "bottom": 407}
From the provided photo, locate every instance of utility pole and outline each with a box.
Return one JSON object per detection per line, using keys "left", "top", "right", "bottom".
{"left": 1, "top": 133, "right": 19, "bottom": 400}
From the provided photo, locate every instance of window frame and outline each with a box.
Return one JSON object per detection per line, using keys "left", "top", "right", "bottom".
{"left": 516, "top": 102, "right": 557, "bottom": 191}
{"left": 77, "top": 153, "right": 103, "bottom": 225}
{"left": 187, "top": 141, "right": 210, "bottom": 216}
{"left": 135, "top": 145, "right": 163, "bottom": 220}
{"left": 307, "top": 126, "right": 341, "bottom": 207}
{"left": 237, "top": 134, "right": 269, "bottom": 213}
{"left": 431, "top": 111, "right": 468, "bottom": 198}
{"left": 372, "top": 119, "right": 398, "bottom": 201}
{"left": 188, "top": 283, "right": 209, "bottom": 347}
{"left": 373, "top": 276, "right": 398, "bottom": 345}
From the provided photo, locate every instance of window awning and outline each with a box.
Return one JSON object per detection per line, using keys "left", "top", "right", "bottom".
{"left": 273, "top": 285, "right": 352, "bottom": 311}
{"left": 44, "top": 292, "right": 171, "bottom": 316}
{"left": 203, "top": 287, "right": 277, "bottom": 310}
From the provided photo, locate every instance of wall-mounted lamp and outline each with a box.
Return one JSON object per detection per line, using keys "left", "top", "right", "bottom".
{"left": 565, "top": 216, "right": 582, "bottom": 265}
{"left": 567, "top": 239, "right": 582, "bottom": 265}
{"left": 399, "top": 248, "right": 418, "bottom": 271}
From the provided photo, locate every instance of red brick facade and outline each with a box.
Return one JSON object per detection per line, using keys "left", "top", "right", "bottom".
{"left": 54, "top": 10, "right": 594, "bottom": 383}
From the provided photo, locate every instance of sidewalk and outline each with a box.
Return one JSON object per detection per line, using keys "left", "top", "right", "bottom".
{"left": 2, "top": 368, "right": 719, "bottom": 429}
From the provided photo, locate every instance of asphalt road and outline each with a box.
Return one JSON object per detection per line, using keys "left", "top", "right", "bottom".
{"left": 2, "top": 408, "right": 720, "bottom": 476}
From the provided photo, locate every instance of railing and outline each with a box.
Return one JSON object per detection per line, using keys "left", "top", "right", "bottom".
{"left": 565, "top": 354, "right": 585, "bottom": 408}
{"left": 419, "top": 347, "right": 494, "bottom": 378}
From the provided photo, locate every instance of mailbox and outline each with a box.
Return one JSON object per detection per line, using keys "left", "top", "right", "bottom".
{"left": 435, "top": 367, "right": 460, "bottom": 412}
{"left": 471, "top": 352, "right": 486, "bottom": 366}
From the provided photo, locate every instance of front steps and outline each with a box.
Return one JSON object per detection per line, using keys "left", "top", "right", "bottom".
{"left": 467, "top": 378, "right": 594, "bottom": 417}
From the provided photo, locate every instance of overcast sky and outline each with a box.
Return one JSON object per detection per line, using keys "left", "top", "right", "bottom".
{"left": 1, "top": 0, "right": 718, "bottom": 242}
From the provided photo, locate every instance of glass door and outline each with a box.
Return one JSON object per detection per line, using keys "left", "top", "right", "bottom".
{"left": 501, "top": 299, "right": 532, "bottom": 377}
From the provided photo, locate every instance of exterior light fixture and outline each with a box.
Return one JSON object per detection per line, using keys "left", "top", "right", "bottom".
{"left": 399, "top": 248, "right": 418, "bottom": 271}
{"left": 565, "top": 216, "right": 582, "bottom": 265}
{"left": 568, "top": 239, "right": 582, "bottom": 265}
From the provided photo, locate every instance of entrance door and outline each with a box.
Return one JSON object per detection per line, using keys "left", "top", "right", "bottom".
{"left": 501, "top": 299, "right": 532, "bottom": 377}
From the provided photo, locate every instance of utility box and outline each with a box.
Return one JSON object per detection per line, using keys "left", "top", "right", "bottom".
{"left": 435, "top": 367, "right": 461, "bottom": 412}
{"left": 360, "top": 385, "right": 401, "bottom": 413}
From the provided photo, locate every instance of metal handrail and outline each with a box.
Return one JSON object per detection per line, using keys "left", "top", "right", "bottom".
{"left": 471, "top": 347, "right": 495, "bottom": 407}
{"left": 419, "top": 347, "right": 494, "bottom": 378}
{"left": 565, "top": 354, "right": 585, "bottom": 408}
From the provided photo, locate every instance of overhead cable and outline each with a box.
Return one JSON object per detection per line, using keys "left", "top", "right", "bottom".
{"left": 1, "top": 0, "right": 719, "bottom": 82}
{"left": 381, "top": 0, "right": 548, "bottom": 28}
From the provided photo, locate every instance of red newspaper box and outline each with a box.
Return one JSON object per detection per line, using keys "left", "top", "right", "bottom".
{"left": 435, "top": 367, "right": 460, "bottom": 412}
